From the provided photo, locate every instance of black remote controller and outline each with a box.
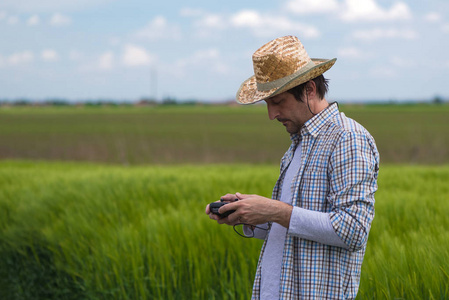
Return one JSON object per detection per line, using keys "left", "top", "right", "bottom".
{"left": 209, "top": 202, "right": 236, "bottom": 217}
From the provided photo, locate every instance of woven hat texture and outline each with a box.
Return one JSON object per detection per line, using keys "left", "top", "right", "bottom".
{"left": 236, "top": 35, "right": 336, "bottom": 104}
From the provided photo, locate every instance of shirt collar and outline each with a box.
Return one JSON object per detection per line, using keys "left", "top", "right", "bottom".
{"left": 291, "top": 102, "right": 339, "bottom": 141}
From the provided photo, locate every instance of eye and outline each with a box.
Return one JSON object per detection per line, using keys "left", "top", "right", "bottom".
{"left": 272, "top": 98, "right": 283, "bottom": 105}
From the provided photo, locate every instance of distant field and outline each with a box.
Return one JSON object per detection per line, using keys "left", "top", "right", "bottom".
{"left": 1, "top": 161, "right": 448, "bottom": 299}
{"left": 1, "top": 103, "right": 448, "bottom": 164}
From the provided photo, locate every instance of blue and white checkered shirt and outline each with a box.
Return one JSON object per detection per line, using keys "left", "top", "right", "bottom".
{"left": 251, "top": 103, "right": 380, "bottom": 299}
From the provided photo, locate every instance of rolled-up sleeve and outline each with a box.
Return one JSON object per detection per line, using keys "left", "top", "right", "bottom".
{"left": 288, "top": 206, "right": 348, "bottom": 248}
{"left": 243, "top": 223, "right": 269, "bottom": 240}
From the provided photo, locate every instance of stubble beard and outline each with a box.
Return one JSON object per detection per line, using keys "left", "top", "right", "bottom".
{"left": 279, "top": 119, "right": 302, "bottom": 135}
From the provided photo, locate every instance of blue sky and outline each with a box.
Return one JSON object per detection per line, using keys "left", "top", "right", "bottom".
{"left": 0, "top": 0, "right": 448, "bottom": 102}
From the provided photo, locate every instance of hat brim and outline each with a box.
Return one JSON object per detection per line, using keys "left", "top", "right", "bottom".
{"left": 236, "top": 58, "right": 337, "bottom": 105}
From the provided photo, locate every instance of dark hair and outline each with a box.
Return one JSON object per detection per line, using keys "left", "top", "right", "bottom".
{"left": 287, "top": 75, "right": 329, "bottom": 102}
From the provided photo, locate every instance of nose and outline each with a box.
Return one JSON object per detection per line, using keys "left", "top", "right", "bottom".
{"left": 266, "top": 102, "right": 279, "bottom": 121}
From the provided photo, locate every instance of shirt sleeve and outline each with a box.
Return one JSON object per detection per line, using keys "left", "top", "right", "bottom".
{"left": 328, "top": 131, "right": 379, "bottom": 252}
{"left": 288, "top": 207, "right": 349, "bottom": 249}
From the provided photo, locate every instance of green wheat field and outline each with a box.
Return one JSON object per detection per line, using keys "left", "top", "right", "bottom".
{"left": 1, "top": 104, "right": 449, "bottom": 299}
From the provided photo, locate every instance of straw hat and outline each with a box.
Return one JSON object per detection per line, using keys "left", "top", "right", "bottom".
{"left": 236, "top": 35, "right": 337, "bottom": 104}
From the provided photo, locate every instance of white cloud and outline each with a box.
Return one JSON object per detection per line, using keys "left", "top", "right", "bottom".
{"left": 178, "top": 48, "right": 218, "bottom": 66}
{"left": 195, "top": 13, "right": 226, "bottom": 30}
{"left": 442, "top": 24, "right": 449, "bottom": 33}
{"left": 8, "top": 51, "right": 34, "bottom": 65}
{"left": 424, "top": 12, "right": 442, "bottom": 23}
{"left": 69, "top": 50, "right": 84, "bottom": 61}
{"left": 98, "top": 51, "right": 114, "bottom": 70}
{"left": 0, "top": 52, "right": 32, "bottom": 68}
{"left": 284, "top": 0, "right": 339, "bottom": 14}
{"left": 283, "top": 0, "right": 412, "bottom": 23}
{"left": 7, "top": 15, "right": 19, "bottom": 25}
{"left": 179, "top": 8, "right": 204, "bottom": 17}
{"left": 231, "top": 10, "right": 260, "bottom": 27}
{"left": 0, "top": 0, "right": 115, "bottom": 13}
{"left": 389, "top": 56, "right": 415, "bottom": 68}
{"left": 121, "top": 45, "right": 154, "bottom": 67}
{"left": 135, "top": 16, "right": 181, "bottom": 40}
{"left": 352, "top": 28, "right": 418, "bottom": 41}
{"left": 182, "top": 10, "right": 227, "bottom": 37}
{"left": 0, "top": 11, "right": 7, "bottom": 21}
{"left": 50, "top": 13, "right": 71, "bottom": 26}
{"left": 340, "top": 0, "right": 412, "bottom": 22}
{"left": 337, "top": 47, "right": 369, "bottom": 59}
{"left": 108, "top": 37, "right": 121, "bottom": 46}
{"left": 27, "top": 14, "right": 40, "bottom": 26}
{"left": 369, "top": 65, "right": 397, "bottom": 78}
{"left": 186, "top": 9, "right": 320, "bottom": 38}
{"left": 230, "top": 10, "right": 320, "bottom": 38}
{"left": 41, "top": 49, "right": 59, "bottom": 62}
{"left": 76, "top": 51, "right": 117, "bottom": 72}
{"left": 174, "top": 48, "right": 230, "bottom": 76}
{"left": 185, "top": 8, "right": 320, "bottom": 39}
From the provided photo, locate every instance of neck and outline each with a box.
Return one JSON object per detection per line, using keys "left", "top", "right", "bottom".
{"left": 307, "top": 97, "right": 329, "bottom": 116}
{"left": 315, "top": 98, "right": 329, "bottom": 112}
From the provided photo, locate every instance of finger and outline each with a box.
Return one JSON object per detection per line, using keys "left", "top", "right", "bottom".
{"left": 220, "top": 194, "right": 237, "bottom": 202}
{"left": 219, "top": 200, "right": 239, "bottom": 215}
{"left": 207, "top": 200, "right": 222, "bottom": 215}
{"left": 217, "top": 216, "right": 231, "bottom": 225}
{"left": 236, "top": 192, "right": 250, "bottom": 200}
{"left": 227, "top": 211, "right": 242, "bottom": 224}
{"left": 209, "top": 213, "right": 219, "bottom": 221}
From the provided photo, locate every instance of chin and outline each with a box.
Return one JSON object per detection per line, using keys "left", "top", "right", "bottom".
{"left": 286, "top": 126, "right": 300, "bottom": 134}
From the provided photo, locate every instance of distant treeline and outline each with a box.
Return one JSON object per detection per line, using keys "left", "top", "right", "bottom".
{"left": 0, "top": 96, "right": 448, "bottom": 107}
{"left": 0, "top": 98, "right": 237, "bottom": 107}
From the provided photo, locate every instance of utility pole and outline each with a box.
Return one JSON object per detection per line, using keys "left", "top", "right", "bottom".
{"left": 151, "top": 67, "right": 157, "bottom": 102}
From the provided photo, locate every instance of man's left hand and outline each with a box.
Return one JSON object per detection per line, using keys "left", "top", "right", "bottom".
{"left": 218, "top": 192, "right": 293, "bottom": 228}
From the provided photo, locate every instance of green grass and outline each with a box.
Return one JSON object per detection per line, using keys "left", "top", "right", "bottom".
{"left": 0, "top": 161, "right": 272, "bottom": 299}
{"left": 1, "top": 161, "right": 448, "bottom": 299}
{"left": 359, "top": 165, "right": 449, "bottom": 299}
{"left": 1, "top": 103, "right": 448, "bottom": 164}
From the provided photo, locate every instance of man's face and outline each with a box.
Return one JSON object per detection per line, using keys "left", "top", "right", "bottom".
{"left": 264, "top": 91, "right": 312, "bottom": 135}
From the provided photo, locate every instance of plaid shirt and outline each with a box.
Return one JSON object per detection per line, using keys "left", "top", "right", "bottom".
{"left": 251, "top": 103, "right": 379, "bottom": 299}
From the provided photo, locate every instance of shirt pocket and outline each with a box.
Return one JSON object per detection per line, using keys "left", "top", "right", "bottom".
{"left": 296, "top": 167, "right": 329, "bottom": 210}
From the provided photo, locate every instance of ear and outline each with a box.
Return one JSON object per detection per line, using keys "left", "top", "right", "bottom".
{"left": 305, "top": 80, "right": 317, "bottom": 97}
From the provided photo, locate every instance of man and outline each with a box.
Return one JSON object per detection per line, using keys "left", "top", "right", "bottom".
{"left": 206, "top": 35, "right": 379, "bottom": 299}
